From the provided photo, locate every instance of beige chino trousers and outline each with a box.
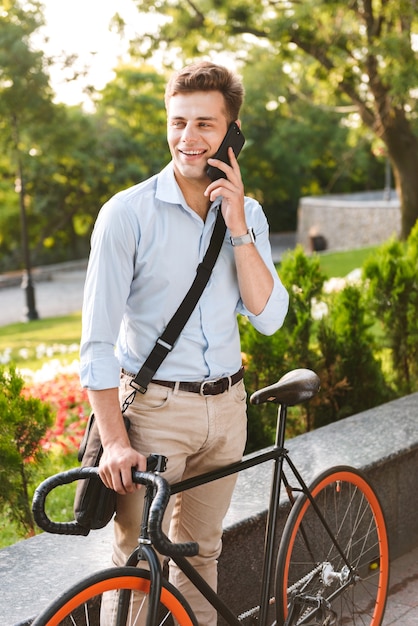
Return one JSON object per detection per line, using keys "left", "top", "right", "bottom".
{"left": 103, "top": 372, "right": 247, "bottom": 626}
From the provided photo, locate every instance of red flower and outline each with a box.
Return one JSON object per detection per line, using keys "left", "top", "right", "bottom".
{"left": 24, "top": 374, "right": 90, "bottom": 455}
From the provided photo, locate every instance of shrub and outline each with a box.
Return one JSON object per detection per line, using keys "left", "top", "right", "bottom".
{"left": 279, "top": 245, "right": 326, "bottom": 371}
{"left": 241, "top": 243, "right": 402, "bottom": 447}
{"left": 0, "top": 365, "right": 54, "bottom": 537}
{"left": 364, "top": 224, "right": 418, "bottom": 394}
{"left": 242, "top": 246, "right": 326, "bottom": 449}
{"left": 313, "top": 284, "right": 394, "bottom": 427}
{"left": 240, "top": 318, "right": 289, "bottom": 451}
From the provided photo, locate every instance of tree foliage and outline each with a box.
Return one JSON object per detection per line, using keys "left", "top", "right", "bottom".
{"left": 0, "top": 0, "right": 55, "bottom": 269}
{"left": 0, "top": 1, "right": 52, "bottom": 122}
{"left": 130, "top": 0, "right": 418, "bottom": 238}
{"left": 238, "top": 50, "right": 383, "bottom": 231}
{"left": 1, "top": 1, "right": 416, "bottom": 271}
{"left": 22, "top": 63, "right": 168, "bottom": 268}
{"left": 95, "top": 64, "right": 169, "bottom": 184}
{"left": 0, "top": 50, "right": 170, "bottom": 269}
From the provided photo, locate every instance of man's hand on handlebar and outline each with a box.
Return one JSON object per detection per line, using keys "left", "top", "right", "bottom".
{"left": 99, "top": 443, "right": 147, "bottom": 494}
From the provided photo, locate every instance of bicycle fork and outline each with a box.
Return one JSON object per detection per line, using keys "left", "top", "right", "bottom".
{"left": 117, "top": 484, "right": 163, "bottom": 626}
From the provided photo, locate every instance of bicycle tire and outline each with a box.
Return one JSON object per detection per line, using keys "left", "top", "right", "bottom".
{"left": 276, "top": 466, "right": 389, "bottom": 626}
{"left": 31, "top": 566, "right": 198, "bottom": 626}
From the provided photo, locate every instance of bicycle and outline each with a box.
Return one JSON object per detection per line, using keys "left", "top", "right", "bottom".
{"left": 31, "top": 368, "right": 390, "bottom": 626}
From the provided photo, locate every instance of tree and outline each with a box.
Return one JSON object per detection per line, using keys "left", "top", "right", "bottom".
{"left": 130, "top": 0, "right": 418, "bottom": 239}
{"left": 95, "top": 64, "right": 169, "bottom": 184}
{"left": 24, "top": 106, "right": 109, "bottom": 264}
{"left": 239, "top": 49, "right": 383, "bottom": 230}
{"left": 0, "top": 0, "right": 54, "bottom": 295}
{"left": 28, "top": 64, "right": 169, "bottom": 265}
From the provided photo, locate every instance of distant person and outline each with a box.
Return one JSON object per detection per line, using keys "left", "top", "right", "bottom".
{"left": 309, "top": 226, "right": 327, "bottom": 252}
{"left": 80, "top": 60, "right": 289, "bottom": 625}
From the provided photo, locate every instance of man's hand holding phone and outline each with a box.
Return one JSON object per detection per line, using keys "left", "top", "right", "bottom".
{"left": 205, "top": 121, "right": 246, "bottom": 232}
{"left": 206, "top": 122, "right": 245, "bottom": 181}
{"left": 205, "top": 121, "right": 275, "bottom": 319}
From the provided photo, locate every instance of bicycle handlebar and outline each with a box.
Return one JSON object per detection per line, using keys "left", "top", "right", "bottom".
{"left": 32, "top": 466, "right": 199, "bottom": 558}
{"left": 32, "top": 467, "right": 95, "bottom": 537}
{"left": 132, "top": 469, "right": 199, "bottom": 558}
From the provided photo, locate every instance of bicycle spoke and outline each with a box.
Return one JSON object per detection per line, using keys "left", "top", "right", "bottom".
{"left": 276, "top": 467, "right": 389, "bottom": 626}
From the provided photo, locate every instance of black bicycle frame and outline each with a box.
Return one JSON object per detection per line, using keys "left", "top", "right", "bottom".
{"left": 131, "top": 402, "right": 355, "bottom": 626}
{"left": 163, "top": 403, "right": 289, "bottom": 626}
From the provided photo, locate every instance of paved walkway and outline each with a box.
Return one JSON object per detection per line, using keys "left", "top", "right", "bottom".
{"left": 0, "top": 234, "right": 296, "bottom": 328}
{"left": 382, "top": 544, "right": 418, "bottom": 625}
{"left": 0, "top": 265, "right": 86, "bottom": 327}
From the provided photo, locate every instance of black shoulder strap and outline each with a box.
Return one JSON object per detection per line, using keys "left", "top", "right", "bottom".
{"left": 130, "top": 210, "right": 226, "bottom": 394}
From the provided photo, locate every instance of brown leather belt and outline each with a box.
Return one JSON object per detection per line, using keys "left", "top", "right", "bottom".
{"left": 122, "top": 367, "right": 244, "bottom": 396}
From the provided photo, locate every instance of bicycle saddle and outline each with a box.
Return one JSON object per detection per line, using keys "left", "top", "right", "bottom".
{"left": 250, "top": 368, "right": 320, "bottom": 406}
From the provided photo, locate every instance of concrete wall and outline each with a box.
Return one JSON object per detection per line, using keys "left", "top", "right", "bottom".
{"left": 2, "top": 392, "right": 418, "bottom": 626}
{"left": 297, "top": 190, "right": 401, "bottom": 252}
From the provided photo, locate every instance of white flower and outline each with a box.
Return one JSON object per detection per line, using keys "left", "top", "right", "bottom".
{"left": 311, "top": 298, "right": 328, "bottom": 320}
{"left": 0, "top": 348, "right": 12, "bottom": 364}
{"left": 19, "top": 359, "right": 80, "bottom": 383}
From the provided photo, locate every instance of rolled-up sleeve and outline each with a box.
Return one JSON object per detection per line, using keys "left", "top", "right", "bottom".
{"left": 79, "top": 345, "right": 121, "bottom": 390}
{"left": 245, "top": 277, "right": 289, "bottom": 335}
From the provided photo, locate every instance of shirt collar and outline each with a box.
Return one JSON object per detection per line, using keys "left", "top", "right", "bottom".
{"left": 155, "top": 162, "right": 183, "bottom": 205}
{"left": 155, "top": 162, "right": 221, "bottom": 215}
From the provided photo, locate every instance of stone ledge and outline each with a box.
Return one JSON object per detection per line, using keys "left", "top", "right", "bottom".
{"left": 2, "top": 392, "right": 418, "bottom": 625}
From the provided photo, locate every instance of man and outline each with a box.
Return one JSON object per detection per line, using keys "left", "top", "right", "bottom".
{"left": 80, "top": 61, "right": 289, "bottom": 625}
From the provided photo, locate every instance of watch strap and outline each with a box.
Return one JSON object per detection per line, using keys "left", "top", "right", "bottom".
{"left": 230, "top": 228, "right": 256, "bottom": 246}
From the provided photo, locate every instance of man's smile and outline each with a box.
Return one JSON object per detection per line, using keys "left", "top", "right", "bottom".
{"left": 179, "top": 149, "right": 207, "bottom": 156}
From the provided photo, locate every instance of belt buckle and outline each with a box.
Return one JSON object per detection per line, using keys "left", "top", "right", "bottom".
{"left": 199, "top": 380, "right": 212, "bottom": 396}
{"left": 199, "top": 376, "right": 231, "bottom": 396}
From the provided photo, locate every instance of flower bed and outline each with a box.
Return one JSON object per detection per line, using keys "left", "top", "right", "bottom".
{"left": 22, "top": 362, "right": 90, "bottom": 455}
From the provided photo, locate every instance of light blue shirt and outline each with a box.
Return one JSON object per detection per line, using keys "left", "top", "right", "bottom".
{"left": 80, "top": 163, "right": 289, "bottom": 389}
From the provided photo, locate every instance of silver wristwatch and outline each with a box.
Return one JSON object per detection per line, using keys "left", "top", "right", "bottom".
{"left": 230, "top": 228, "right": 256, "bottom": 247}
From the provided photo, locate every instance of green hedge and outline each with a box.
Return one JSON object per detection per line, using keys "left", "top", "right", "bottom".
{"left": 242, "top": 223, "right": 418, "bottom": 452}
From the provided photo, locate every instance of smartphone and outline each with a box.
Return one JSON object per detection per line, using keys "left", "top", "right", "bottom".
{"left": 206, "top": 122, "right": 245, "bottom": 181}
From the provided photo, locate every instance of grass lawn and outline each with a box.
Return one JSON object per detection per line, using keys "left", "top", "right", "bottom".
{"left": 316, "top": 245, "right": 377, "bottom": 278}
{"left": 0, "top": 312, "right": 82, "bottom": 370}
{"left": 0, "top": 246, "right": 378, "bottom": 366}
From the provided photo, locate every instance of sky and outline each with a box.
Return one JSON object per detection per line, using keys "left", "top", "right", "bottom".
{"left": 38, "top": 0, "right": 236, "bottom": 108}
{"left": 39, "top": 0, "right": 158, "bottom": 106}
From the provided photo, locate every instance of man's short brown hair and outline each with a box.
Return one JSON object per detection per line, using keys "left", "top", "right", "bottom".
{"left": 165, "top": 61, "right": 245, "bottom": 122}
